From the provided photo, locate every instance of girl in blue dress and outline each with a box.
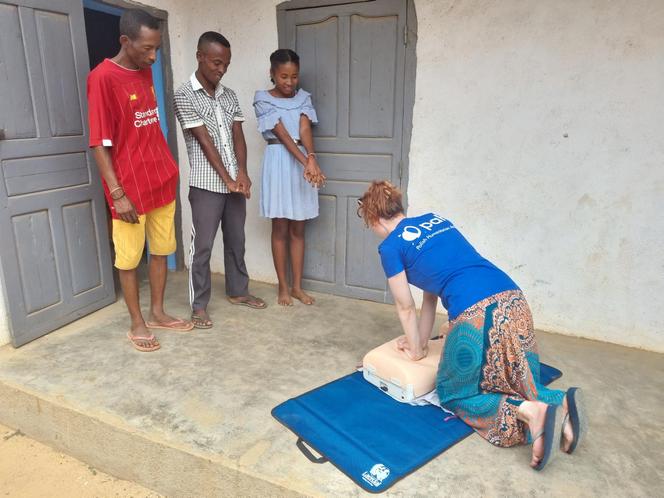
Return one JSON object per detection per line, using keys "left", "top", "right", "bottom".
{"left": 253, "top": 49, "right": 325, "bottom": 306}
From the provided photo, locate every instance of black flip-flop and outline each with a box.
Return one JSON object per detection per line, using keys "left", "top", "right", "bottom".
{"left": 533, "top": 404, "right": 564, "bottom": 471}
{"left": 565, "top": 387, "right": 587, "bottom": 454}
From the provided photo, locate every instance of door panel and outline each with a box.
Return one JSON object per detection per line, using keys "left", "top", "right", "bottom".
{"left": 3, "top": 153, "right": 90, "bottom": 196}
{"left": 282, "top": 0, "right": 408, "bottom": 302}
{"left": 35, "top": 9, "right": 85, "bottom": 136}
{"left": 304, "top": 195, "right": 336, "bottom": 283}
{"left": 13, "top": 211, "right": 61, "bottom": 313}
{"left": 0, "top": 0, "right": 115, "bottom": 346}
{"left": 349, "top": 14, "right": 398, "bottom": 138}
{"left": 0, "top": 4, "right": 37, "bottom": 139}
{"left": 63, "top": 201, "right": 103, "bottom": 295}
{"left": 295, "top": 16, "right": 339, "bottom": 138}
{"left": 344, "top": 197, "right": 386, "bottom": 289}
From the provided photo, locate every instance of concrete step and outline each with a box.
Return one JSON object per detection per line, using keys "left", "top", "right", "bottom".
{"left": 0, "top": 379, "right": 300, "bottom": 497}
{"left": 0, "top": 274, "right": 662, "bottom": 497}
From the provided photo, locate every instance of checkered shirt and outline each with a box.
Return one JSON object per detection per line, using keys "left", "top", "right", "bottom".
{"left": 174, "top": 73, "right": 245, "bottom": 193}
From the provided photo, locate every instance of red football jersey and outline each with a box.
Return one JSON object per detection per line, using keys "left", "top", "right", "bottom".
{"left": 87, "top": 59, "right": 179, "bottom": 218}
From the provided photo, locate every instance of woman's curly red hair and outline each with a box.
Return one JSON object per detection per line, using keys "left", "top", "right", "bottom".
{"left": 357, "top": 180, "right": 404, "bottom": 227}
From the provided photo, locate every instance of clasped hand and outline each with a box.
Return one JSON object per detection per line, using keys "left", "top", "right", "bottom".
{"left": 232, "top": 172, "right": 252, "bottom": 199}
{"left": 304, "top": 155, "right": 326, "bottom": 188}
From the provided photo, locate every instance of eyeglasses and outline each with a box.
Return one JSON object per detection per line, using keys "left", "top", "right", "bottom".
{"left": 356, "top": 198, "right": 363, "bottom": 219}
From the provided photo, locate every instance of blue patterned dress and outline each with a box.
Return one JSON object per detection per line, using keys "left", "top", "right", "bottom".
{"left": 436, "top": 290, "right": 566, "bottom": 447}
{"left": 253, "top": 89, "right": 319, "bottom": 220}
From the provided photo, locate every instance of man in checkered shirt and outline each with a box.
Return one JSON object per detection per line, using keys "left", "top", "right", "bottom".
{"left": 174, "top": 31, "right": 266, "bottom": 328}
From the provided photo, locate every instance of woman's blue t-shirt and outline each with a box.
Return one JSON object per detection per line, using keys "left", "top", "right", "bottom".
{"left": 378, "top": 213, "right": 519, "bottom": 320}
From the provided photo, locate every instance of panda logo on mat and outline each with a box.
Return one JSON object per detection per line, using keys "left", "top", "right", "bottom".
{"left": 401, "top": 226, "right": 421, "bottom": 242}
{"left": 362, "top": 463, "right": 391, "bottom": 487}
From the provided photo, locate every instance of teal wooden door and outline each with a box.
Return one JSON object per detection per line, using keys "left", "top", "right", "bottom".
{"left": 0, "top": 0, "right": 115, "bottom": 346}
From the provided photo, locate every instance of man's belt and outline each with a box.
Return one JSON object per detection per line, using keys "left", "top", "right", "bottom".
{"left": 266, "top": 138, "right": 302, "bottom": 146}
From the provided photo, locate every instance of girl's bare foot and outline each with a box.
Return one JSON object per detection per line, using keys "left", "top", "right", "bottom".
{"left": 291, "top": 288, "right": 315, "bottom": 305}
{"left": 278, "top": 286, "right": 293, "bottom": 306}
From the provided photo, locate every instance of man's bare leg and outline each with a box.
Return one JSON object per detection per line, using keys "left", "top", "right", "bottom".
{"left": 119, "top": 268, "right": 158, "bottom": 349}
{"left": 147, "top": 254, "right": 186, "bottom": 325}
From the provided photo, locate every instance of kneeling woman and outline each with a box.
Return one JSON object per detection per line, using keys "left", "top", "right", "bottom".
{"left": 357, "top": 180, "right": 586, "bottom": 470}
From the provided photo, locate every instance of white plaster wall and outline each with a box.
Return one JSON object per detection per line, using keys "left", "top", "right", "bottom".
{"left": 409, "top": 0, "right": 664, "bottom": 352}
{"left": 141, "top": 0, "right": 663, "bottom": 352}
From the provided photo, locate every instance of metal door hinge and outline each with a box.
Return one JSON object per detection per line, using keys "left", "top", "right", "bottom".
{"left": 403, "top": 25, "right": 408, "bottom": 46}
{"left": 398, "top": 160, "right": 403, "bottom": 179}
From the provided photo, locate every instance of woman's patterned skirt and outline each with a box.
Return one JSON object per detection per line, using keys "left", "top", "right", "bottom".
{"left": 436, "top": 289, "right": 565, "bottom": 447}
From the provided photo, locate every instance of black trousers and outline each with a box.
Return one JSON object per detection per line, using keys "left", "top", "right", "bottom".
{"left": 188, "top": 187, "right": 249, "bottom": 310}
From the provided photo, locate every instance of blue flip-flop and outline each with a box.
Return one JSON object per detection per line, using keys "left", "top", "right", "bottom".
{"left": 564, "top": 387, "right": 588, "bottom": 454}
{"left": 532, "top": 404, "right": 564, "bottom": 471}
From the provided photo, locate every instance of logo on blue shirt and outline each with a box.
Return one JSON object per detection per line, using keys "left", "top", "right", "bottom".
{"left": 400, "top": 214, "right": 447, "bottom": 242}
{"left": 401, "top": 226, "right": 421, "bottom": 241}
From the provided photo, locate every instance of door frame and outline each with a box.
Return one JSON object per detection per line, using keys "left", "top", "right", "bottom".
{"left": 83, "top": 0, "right": 185, "bottom": 270}
{"left": 276, "top": 0, "right": 417, "bottom": 202}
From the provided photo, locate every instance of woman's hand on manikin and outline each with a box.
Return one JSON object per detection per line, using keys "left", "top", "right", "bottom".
{"left": 396, "top": 335, "right": 428, "bottom": 361}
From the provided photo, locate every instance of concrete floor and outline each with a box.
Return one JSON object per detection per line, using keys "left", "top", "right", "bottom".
{"left": 0, "top": 272, "right": 662, "bottom": 497}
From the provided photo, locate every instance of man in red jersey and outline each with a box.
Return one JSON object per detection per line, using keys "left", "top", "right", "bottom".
{"left": 88, "top": 9, "right": 193, "bottom": 352}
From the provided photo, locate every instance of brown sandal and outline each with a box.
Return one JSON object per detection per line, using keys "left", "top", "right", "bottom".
{"left": 191, "top": 313, "right": 213, "bottom": 329}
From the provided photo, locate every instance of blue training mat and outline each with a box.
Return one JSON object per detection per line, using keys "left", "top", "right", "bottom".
{"left": 272, "top": 363, "right": 562, "bottom": 493}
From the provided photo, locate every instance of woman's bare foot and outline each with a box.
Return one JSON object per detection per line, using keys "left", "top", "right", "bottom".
{"left": 291, "top": 288, "right": 315, "bottom": 305}
{"left": 518, "top": 400, "right": 550, "bottom": 468}
{"left": 278, "top": 286, "right": 293, "bottom": 306}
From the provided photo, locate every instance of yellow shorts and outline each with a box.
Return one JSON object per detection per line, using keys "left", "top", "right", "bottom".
{"left": 112, "top": 201, "right": 176, "bottom": 270}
